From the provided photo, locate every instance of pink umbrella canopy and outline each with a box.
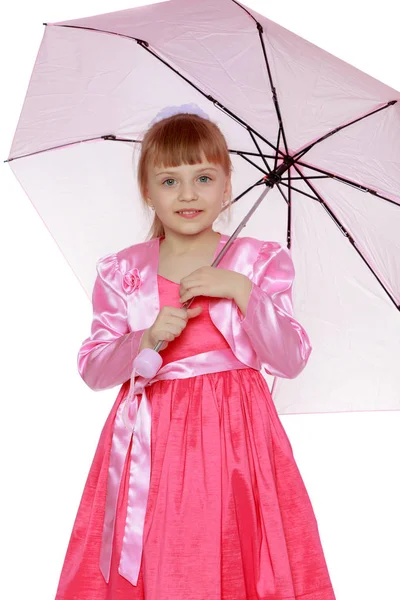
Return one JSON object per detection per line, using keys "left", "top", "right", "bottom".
{"left": 6, "top": 0, "right": 400, "bottom": 414}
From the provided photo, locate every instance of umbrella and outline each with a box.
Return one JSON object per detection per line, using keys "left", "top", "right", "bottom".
{"left": 5, "top": 0, "right": 400, "bottom": 415}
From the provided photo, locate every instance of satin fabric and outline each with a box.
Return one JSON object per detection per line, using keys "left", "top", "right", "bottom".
{"left": 77, "top": 233, "right": 312, "bottom": 391}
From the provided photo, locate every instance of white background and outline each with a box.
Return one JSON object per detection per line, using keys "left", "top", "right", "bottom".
{"left": 1, "top": 1, "right": 399, "bottom": 599}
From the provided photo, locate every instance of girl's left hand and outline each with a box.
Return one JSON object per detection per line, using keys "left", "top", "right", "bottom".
{"left": 179, "top": 266, "right": 245, "bottom": 303}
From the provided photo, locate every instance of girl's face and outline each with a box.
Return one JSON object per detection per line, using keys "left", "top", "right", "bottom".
{"left": 145, "top": 153, "right": 231, "bottom": 236}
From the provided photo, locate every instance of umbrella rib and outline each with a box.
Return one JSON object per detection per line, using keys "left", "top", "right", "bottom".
{"left": 295, "top": 159, "right": 400, "bottom": 208}
{"left": 3, "top": 137, "right": 285, "bottom": 164}
{"left": 4, "top": 134, "right": 106, "bottom": 162}
{"left": 281, "top": 175, "right": 330, "bottom": 181}
{"left": 286, "top": 168, "right": 293, "bottom": 249}
{"left": 227, "top": 177, "right": 267, "bottom": 206}
{"left": 278, "top": 181, "right": 321, "bottom": 202}
{"left": 292, "top": 100, "right": 397, "bottom": 161}
{"left": 254, "top": 23, "right": 290, "bottom": 156}
{"left": 231, "top": 0, "right": 290, "bottom": 156}
{"left": 291, "top": 162, "right": 400, "bottom": 311}
{"left": 229, "top": 149, "right": 277, "bottom": 160}
{"left": 247, "top": 129, "right": 273, "bottom": 175}
{"left": 274, "top": 126, "right": 283, "bottom": 171}
{"left": 236, "top": 152, "right": 270, "bottom": 176}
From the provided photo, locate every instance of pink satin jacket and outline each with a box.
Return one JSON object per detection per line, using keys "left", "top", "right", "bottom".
{"left": 77, "top": 233, "right": 312, "bottom": 390}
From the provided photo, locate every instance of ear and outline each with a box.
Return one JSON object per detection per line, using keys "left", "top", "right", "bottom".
{"left": 224, "top": 176, "right": 232, "bottom": 200}
{"left": 145, "top": 188, "right": 152, "bottom": 204}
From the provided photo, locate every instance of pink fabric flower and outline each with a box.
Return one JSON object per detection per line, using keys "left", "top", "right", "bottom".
{"left": 122, "top": 268, "right": 141, "bottom": 293}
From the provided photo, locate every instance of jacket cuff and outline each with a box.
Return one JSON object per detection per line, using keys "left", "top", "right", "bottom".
{"left": 78, "top": 328, "right": 147, "bottom": 391}
{"left": 236, "top": 282, "right": 312, "bottom": 379}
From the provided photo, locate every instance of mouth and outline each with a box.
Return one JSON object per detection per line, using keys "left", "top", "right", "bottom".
{"left": 175, "top": 209, "right": 203, "bottom": 217}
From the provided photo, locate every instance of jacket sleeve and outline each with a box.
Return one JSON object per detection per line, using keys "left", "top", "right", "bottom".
{"left": 77, "top": 252, "right": 147, "bottom": 391}
{"left": 236, "top": 241, "right": 312, "bottom": 379}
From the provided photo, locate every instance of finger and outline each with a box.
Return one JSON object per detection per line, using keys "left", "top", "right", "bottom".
{"left": 164, "top": 315, "right": 188, "bottom": 329}
{"left": 179, "top": 276, "right": 203, "bottom": 295}
{"left": 180, "top": 286, "right": 204, "bottom": 303}
{"left": 165, "top": 306, "right": 189, "bottom": 320}
{"left": 186, "top": 306, "right": 202, "bottom": 318}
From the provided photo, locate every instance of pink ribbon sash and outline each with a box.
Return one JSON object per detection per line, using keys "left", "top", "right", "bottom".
{"left": 99, "top": 348, "right": 251, "bottom": 586}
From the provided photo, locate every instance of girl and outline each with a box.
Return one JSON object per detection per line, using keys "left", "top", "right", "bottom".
{"left": 54, "top": 106, "right": 336, "bottom": 600}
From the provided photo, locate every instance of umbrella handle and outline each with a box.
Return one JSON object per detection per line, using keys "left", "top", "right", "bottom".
{"left": 133, "top": 347, "right": 163, "bottom": 379}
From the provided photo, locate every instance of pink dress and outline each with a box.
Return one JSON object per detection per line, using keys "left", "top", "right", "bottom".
{"left": 54, "top": 274, "right": 336, "bottom": 600}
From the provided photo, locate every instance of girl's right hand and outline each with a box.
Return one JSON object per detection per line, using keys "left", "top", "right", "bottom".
{"left": 145, "top": 304, "right": 203, "bottom": 351}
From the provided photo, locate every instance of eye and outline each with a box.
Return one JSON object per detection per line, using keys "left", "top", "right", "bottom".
{"left": 162, "top": 178, "right": 176, "bottom": 186}
{"left": 162, "top": 175, "right": 212, "bottom": 186}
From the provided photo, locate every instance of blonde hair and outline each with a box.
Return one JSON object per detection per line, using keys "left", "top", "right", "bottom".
{"left": 137, "top": 113, "right": 233, "bottom": 240}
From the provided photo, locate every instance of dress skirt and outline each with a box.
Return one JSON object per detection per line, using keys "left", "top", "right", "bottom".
{"left": 54, "top": 275, "right": 336, "bottom": 600}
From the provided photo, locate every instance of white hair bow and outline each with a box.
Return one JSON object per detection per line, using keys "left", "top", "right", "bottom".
{"left": 149, "top": 103, "right": 210, "bottom": 126}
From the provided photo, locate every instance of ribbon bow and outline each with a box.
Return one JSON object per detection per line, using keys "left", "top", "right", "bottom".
{"left": 99, "top": 349, "right": 250, "bottom": 586}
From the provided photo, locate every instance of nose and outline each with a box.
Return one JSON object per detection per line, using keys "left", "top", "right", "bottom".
{"left": 178, "top": 180, "right": 198, "bottom": 200}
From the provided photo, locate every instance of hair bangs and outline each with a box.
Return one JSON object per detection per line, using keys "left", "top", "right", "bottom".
{"left": 148, "top": 116, "right": 230, "bottom": 173}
